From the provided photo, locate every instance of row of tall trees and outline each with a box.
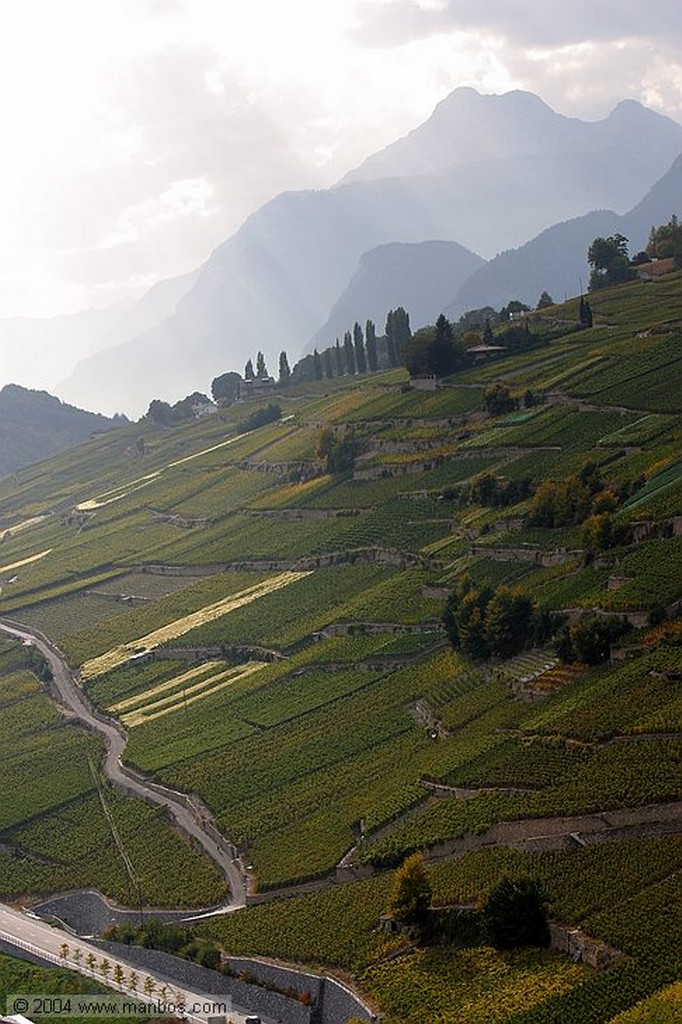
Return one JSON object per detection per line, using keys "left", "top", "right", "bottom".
{"left": 299, "top": 308, "right": 411, "bottom": 382}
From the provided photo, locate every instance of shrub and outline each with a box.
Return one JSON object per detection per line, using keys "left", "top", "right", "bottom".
{"left": 481, "top": 876, "right": 550, "bottom": 950}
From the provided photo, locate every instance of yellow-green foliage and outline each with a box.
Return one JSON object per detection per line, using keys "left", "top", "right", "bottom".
{"left": 606, "top": 982, "right": 682, "bottom": 1023}
{"left": 80, "top": 571, "right": 311, "bottom": 678}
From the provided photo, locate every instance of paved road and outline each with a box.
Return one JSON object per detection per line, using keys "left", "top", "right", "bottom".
{"left": 0, "top": 903, "right": 257, "bottom": 1024}
{"left": 0, "top": 619, "right": 247, "bottom": 908}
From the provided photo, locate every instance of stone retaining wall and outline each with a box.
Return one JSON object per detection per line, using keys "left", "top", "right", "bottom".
{"left": 549, "top": 924, "right": 624, "bottom": 969}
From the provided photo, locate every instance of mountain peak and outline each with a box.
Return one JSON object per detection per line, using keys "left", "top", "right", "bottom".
{"left": 340, "top": 89, "right": 682, "bottom": 187}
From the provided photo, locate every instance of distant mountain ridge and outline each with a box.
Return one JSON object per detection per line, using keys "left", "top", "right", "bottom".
{"left": 447, "top": 153, "right": 682, "bottom": 317}
{"left": 308, "top": 240, "right": 484, "bottom": 353}
{"left": 341, "top": 89, "right": 682, "bottom": 184}
{"left": 56, "top": 88, "right": 682, "bottom": 417}
{"left": 0, "top": 384, "right": 122, "bottom": 478}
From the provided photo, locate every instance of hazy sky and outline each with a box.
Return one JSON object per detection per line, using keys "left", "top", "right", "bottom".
{"left": 1, "top": 0, "right": 681, "bottom": 320}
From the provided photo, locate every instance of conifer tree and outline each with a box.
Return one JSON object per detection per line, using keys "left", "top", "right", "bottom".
{"left": 353, "top": 322, "right": 367, "bottom": 374}
{"left": 365, "top": 319, "right": 378, "bottom": 371}
{"left": 244, "top": 358, "right": 254, "bottom": 380}
{"left": 323, "top": 347, "right": 334, "bottom": 379}
{"left": 343, "top": 331, "right": 356, "bottom": 374}
{"left": 385, "top": 310, "right": 397, "bottom": 367}
{"left": 313, "top": 348, "right": 323, "bottom": 380}
{"left": 334, "top": 338, "right": 344, "bottom": 376}
{"left": 256, "top": 351, "right": 267, "bottom": 378}
{"left": 278, "top": 350, "right": 291, "bottom": 385}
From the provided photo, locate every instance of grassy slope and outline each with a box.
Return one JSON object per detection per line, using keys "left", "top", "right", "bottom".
{"left": 0, "top": 273, "right": 680, "bottom": 1021}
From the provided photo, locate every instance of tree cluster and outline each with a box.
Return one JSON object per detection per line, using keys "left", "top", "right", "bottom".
{"left": 581, "top": 512, "right": 631, "bottom": 553}
{"left": 402, "top": 314, "right": 466, "bottom": 378}
{"left": 146, "top": 392, "right": 212, "bottom": 426}
{"left": 483, "top": 383, "right": 518, "bottom": 415}
{"left": 528, "top": 462, "right": 636, "bottom": 531}
{"left": 239, "top": 403, "right": 282, "bottom": 434}
{"left": 529, "top": 463, "right": 600, "bottom": 529}
{"left": 468, "top": 470, "right": 534, "bottom": 509}
{"left": 443, "top": 577, "right": 542, "bottom": 660}
{"left": 587, "top": 233, "right": 636, "bottom": 291}
{"left": 647, "top": 215, "right": 682, "bottom": 267}
{"left": 316, "top": 424, "right": 358, "bottom": 474}
{"left": 555, "top": 612, "right": 631, "bottom": 665}
{"left": 496, "top": 321, "right": 541, "bottom": 353}
{"left": 104, "top": 918, "right": 221, "bottom": 970}
{"left": 244, "top": 351, "right": 270, "bottom": 380}
{"left": 294, "top": 317, "right": 389, "bottom": 384}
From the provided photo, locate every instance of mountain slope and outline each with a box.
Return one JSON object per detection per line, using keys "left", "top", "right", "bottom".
{"left": 308, "top": 240, "right": 484, "bottom": 351}
{"left": 0, "top": 305, "right": 130, "bottom": 393}
{"left": 0, "top": 277, "right": 678, "bottom": 1024}
{"left": 0, "top": 384, "right": 121, "bottom": 478}
{"left": 448, "top": 154, "right": 682, "bottom": 317}
{"left": 58, "top": 90, "right": 682, "bottom": 417}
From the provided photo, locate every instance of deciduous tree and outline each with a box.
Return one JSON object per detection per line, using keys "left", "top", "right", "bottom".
{"left": 211, "top": 371, "right": 242, "bottom": 405}
{"left": 387, "top": 852, "right": 432, "bottom": 926}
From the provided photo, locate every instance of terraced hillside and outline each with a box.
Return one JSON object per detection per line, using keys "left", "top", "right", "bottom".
{"left": 0, "top": 272, "right": 680, "bottom": 1023}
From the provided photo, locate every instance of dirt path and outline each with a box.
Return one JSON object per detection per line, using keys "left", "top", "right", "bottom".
{"left": 0, "top": 617, "right": 248, "bottom": 908}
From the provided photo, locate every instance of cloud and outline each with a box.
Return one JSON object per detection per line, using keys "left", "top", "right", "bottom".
{"left": 42, "top": 45, "right": 321, "bottom": 303}
{"left": 350, "top": 1, "right": 682, "bottom": 122}
{"left": 354, "top": 0, "right": 682, "bottom": 50}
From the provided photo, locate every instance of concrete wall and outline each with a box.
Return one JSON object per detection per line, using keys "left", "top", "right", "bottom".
{"left": 94, "top": 944, "right": 375, "bottom": 1024}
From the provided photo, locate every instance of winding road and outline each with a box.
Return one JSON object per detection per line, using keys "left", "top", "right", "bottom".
{"left": 0, "top": 617, "right": 248, "bottom": 909}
